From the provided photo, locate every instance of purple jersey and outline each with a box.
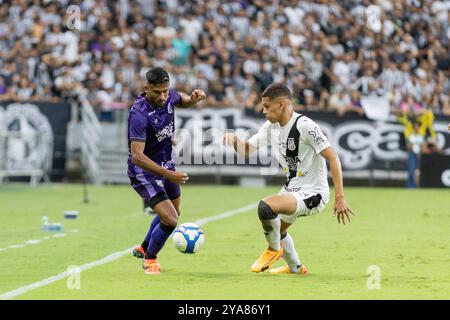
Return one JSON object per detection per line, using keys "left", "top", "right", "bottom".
{"left": 127, "top": 89, "right": 181, "bottom": 178}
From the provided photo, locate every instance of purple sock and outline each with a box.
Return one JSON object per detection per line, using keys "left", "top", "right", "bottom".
{"left": 141, "top": 215, "right": 160, "bottom": 251}
{"left": 145, "top": 223, "right": 174, "bottom": 259}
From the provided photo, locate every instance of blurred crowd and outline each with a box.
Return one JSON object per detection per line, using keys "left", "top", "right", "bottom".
{"left": 0, "top": 0, "right": 449, "bottom": 119}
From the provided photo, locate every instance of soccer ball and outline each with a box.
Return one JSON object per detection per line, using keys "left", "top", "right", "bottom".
{"left": 172, "top": 223, "right": 205, "bottom": 254}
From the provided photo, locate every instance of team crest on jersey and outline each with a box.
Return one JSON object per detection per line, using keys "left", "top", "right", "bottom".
{"left": 287, "top": 138, "right": 296, "bottom": 151}
{"left": 156, "top": 180, "right": 164, "bottom": 187}
{"left": 167, "top": 103, "right": 173, "bottom": 114}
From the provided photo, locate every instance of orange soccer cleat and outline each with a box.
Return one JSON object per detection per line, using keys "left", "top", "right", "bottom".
{"left": 250, "top": 245, "right": 283, "bottom": 273}
{"left": 143, "top": 258, "right": 161, "bottom": 275}
{"left": 269, "top": 264, "right": 309, "bottom": 275}
{"left": 132, "top": 245, "right": 145, "bottom": 259}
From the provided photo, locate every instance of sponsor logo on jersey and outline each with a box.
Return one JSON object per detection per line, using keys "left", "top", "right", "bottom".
{"left": 284, "top": 185, "right": 302, "bottom": 193}
{"left": 167, "top": 103, "right": 173, "bottom": 114}
{"left": 156, "top": 121, "right": 174, "bottom": 142}
{"left": 286, "top": 156, "right": 301, "bottom": 165}
{"left": 161, "top": 159, "right": 175, "bottom": 169}
{"left": 285, "top": 156, "right": 301, "bottom": 172}
{"left": 308, "top": 127, "right": 319, "bottom": 139}
{"left": 308, "top": 126, "right": 325, "bottom": 144}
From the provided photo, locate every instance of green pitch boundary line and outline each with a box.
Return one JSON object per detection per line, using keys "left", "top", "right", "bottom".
{"left": 0, "top": 203, "right": 258, "bottom": 300}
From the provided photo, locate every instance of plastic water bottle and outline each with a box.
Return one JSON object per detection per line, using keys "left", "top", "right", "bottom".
{"left": 41, "top": 216, "right": 49, "bottom": 231}
{"left": 49, "top": 223, "right": 63, "bottom": 232}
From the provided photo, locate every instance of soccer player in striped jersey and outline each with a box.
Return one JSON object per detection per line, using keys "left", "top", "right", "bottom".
{"left": 223, "top": 83, "right": 355, "bottom": 274}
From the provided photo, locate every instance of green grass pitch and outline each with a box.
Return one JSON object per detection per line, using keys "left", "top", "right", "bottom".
{"left": 0, "top": 184, "right": 449, "bottom": 299}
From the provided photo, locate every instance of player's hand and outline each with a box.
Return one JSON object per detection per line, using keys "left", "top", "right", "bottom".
{"left": 222, "top": 132, "right": 237, "bottom": 146}
{"left": 190, "top": 89, "right": 206, "bottom": 103}
{"left": 332, "top": 197, "right": 356, "bottom": 225}
{"left": 166, "top": 171, "right": 189, "bottom": 184}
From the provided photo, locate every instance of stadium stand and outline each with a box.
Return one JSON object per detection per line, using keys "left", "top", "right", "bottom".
{"left": 0, "top": 0, "right": 448, "bottom": 117}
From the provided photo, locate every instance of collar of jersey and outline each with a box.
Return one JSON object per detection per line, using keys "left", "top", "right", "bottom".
{"left": 280, "top": 112, "right": 300, "bottom": 128}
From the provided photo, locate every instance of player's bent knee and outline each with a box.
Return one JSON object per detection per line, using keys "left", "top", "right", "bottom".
{"left": 159, "top": 222, "right": 176, "bottom": 235}
{"left": 159, "top": 214, "right": 178, "bottom": 229}
{"left": 163, "top": 217, "right": 178, "bottom": 229}
{"left": 258, "top": 200, "right": 277, "bottom": 220}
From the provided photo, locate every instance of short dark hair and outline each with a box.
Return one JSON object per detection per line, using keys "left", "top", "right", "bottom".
{"left": 146, "top": 67, "right": 170, "bottom": 85}
{"left": 262, "top": 83, "right": 292, "bottom": 100}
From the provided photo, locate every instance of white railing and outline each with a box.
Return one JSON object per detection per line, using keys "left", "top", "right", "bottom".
{"left": 80, "top": 98, "right": 102, "bottom": 184}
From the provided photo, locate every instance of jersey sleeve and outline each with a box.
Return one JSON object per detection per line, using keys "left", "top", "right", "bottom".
{"left": 129, "top": 112, "right": 147, "bottom": 142}
{"left": 170, "top": 89, "right": 182, "bottom": 106}
{"left": 300, "top": 118, "right": 330, "bottom": 154}
{"left": 248, "top": 121, "right": 271, "bottom": 149}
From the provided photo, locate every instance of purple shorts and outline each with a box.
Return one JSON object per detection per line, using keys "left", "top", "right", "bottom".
{"left": 129, "top": 173, "right": 180, "bottom": 208}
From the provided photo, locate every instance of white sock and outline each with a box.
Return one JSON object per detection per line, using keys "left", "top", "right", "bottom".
{"left": 261, "top": 216, "right": 281, "bottom": 251}
{"left": 281, "top": 233, "right": 302, "bottom": 273}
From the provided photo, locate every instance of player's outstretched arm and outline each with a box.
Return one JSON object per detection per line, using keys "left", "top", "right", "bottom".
{"left": 222, "top": 132, "right": 257, "bottom": 158}
{"left": 320, "top": 146, "right": 356, "bottom": 225}
{"left": 177, "top": 89, "right": 206, "bottom": 108}
{"left": 131, "top": 141, "right": 189, "bottom": 184}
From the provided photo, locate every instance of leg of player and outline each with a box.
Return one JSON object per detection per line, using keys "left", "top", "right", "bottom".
{"left": 133, "top": 198, "right": 162, "bottom": 259}
{"left": 166, "top": 179, "right": 181, "bottom": 216}
{"left": 170, "top": 197, "right": 181, "bottom": 216}
{"left": 132, "top": 213, "right": 161, "bottom": 259}
{"left": 143, "top": 199, "right": 179, "bottom": 275}
{"left": 134, "top": 182, "right": 180, "bottom": 259}
{"left": 250, "top": 194, "right": 297, "bottom": 273}
{"left": 269, "top": 221, "right": 308, "bottom": 275}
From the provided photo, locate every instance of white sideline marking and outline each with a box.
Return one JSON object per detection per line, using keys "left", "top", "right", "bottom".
{"left": 52, "top": 233, "right": 66, "bottom": 238}
{"left": 0, "top": 203, "right": 257, "bottom": 300}
{"left": 25, "top": 240, "right": 41, "bottom": 245}
{"left": 0, "top": 230, "right": 79, "bottom": 254}
{"left": 195, "top": 203, "right": 258, "bottom": 227}
{"left": 7, "top": 244, "right": 25, "bottom": 249}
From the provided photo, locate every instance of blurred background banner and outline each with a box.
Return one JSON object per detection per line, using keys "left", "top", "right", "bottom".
{"left": 0, "top": 101, "right": 70, "bottom": 183}
{"left": 175, "top": 108, "right": 450, "bottom": 173}
{"left": 420, "top": 154, "right": 450, "bottom": 188}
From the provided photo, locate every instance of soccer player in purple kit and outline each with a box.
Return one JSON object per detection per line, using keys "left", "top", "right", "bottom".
{"left": 128, "top": 67, "right": 206, "bottom": 275}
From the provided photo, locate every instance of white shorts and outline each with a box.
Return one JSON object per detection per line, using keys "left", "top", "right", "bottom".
{"left": 278, "top": 186, "right": 329, "bottom": 224}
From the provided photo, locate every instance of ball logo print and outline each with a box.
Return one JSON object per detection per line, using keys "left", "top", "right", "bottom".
{"left": 172, "top": 223, "right": 205, "bottom": 254}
